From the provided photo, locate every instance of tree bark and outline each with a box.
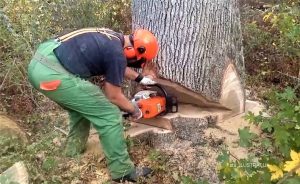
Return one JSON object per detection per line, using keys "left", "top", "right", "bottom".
{"left": 130, "top": 2, "right": 245, "bottom": 181}
{"left": 132, "top": 0, "right": 244, "bottom": 102}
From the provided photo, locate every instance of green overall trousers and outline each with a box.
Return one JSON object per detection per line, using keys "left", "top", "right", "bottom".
{"left": 27, "top": 39, "right": 134, "bottom": 179}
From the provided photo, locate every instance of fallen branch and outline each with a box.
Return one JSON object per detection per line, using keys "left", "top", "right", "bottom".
{"left": 54, "top": 126, "right": 68, "bottom": 135}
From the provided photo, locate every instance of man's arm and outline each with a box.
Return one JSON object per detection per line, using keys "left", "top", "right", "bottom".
{"left": 124, "top": 67, "right": 139, "bottom": 80}
{"left": 125, "top": 62, "right": 158, "bottom": 80}
{"left": 124, "top": 67, "right": 157, "bottom": 85}
{"left": 103, "top": 81, "right": 135, "bottom": 113}
{"left": 124, "top": 65, "right": 158, "bottom": 80}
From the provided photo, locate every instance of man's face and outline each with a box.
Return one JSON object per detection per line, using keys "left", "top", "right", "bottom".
{"left": 127, "top": 57, "right": 146, "bottom": 68}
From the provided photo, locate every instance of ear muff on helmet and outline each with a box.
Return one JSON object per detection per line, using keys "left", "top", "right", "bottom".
{"left": 124, "top": 29, "right": 159, "bottom": 68}
{"left": 124, "top": 46, "right": 146, "bottom": 60}
{"left": 124, "top": 34, "right": 136, "bottom": 59}
{"left": 124, "top": 46, "right": 136, "bottom": 59}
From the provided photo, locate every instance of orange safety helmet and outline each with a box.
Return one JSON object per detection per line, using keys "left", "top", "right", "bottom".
{"left": 124, "top": 29, "right": 159, "bottom": 61}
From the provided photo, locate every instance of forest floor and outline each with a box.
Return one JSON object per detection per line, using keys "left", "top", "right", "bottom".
{"left": 0, "top": 91, "right": 265, "bottom": 184}
{"left": 1, "top": 1, "right": 298, "bottom": 184}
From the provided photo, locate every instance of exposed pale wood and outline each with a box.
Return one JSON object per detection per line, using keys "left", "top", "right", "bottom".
{"left": 126, "top": 122, "right": 172, "bottom": 138}
{"left": 133, "top": 103, "right": 231, "bottom": 130}
{"left": 0, "top": 162, "right": 29, "bottom": 184}
{"left": 220, "top": 62, "right": 245, "bottom": 118}
{"left": 0, "top": 115, "right": 28, "bottom": 143}
{"left": 84, "top": 132, "right": 104, "bottom": 158}
{"left": 130, "top": 116, "right": 213, "bottom": 149}
{"left": 129, "top": 113, "right": 217, "bottom": 149}
{"left": 127, "top": 100, "right": 264, "bottom": 183}
{"left": 154, "top": 78, "right": 230, "bottom": 110}
{"left": 136, "top": 117, "right": 173, "bottom": 130}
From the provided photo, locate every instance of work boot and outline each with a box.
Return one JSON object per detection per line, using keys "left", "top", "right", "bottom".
{"left": 112, "top": 167, "right": 153, "bottom": 183}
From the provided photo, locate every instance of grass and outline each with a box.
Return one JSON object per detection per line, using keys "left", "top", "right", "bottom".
{"left": 0, "top": 113, "right": 86, "bottom": 183}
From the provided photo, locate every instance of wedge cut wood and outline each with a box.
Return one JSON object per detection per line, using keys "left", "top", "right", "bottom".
{"left": 0, "top": 162, "right": 29, "bottom": 184}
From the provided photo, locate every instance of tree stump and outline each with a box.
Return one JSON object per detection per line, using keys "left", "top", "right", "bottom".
{"left": 0, "top": 115, "right": 28, "bottom": 154}
{"left": 0, "top": 162, "right": 29, "bottom": 184}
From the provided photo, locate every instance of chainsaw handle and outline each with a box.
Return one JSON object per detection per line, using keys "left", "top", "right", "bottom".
{"left": 148, "top": 84, "right": 178, "bottom": 114}
{"left": 149, "top": 84, "right": 168, "bottom": 99}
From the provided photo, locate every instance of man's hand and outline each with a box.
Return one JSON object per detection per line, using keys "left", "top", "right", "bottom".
{"left": 140, "top": 75, "right": 157, "bottom": 85}
{"left": 131, "top": 101, "right": 143, "bottom": 120}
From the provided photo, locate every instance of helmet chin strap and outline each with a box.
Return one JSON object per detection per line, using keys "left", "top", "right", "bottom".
{"left": 127, "top": 58, "right": 146, "bottom": 68}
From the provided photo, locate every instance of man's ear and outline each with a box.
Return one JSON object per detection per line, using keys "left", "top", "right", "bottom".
{"left": 142, "top": 61, "right": 159, "bottom": 78}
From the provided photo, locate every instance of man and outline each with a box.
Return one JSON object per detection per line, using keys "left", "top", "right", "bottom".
{"left": 27, "top": 28, "right": 159, "bottom": 182}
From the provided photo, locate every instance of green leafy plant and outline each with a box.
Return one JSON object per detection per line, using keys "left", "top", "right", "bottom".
{"left": 238, "top": 127, "right": 258, "bottom": 147}
{"left": 242, "top": 1, "right": 299, "bottom": 91}
{"left": 263, "top": 2, "right": 300, "bottom": 58}
{"left": 217, "top": 87, "right": 300, "bottom": 183}
{"left": 42, "top": 157, "right": 58, "bottom": 172}
{"left": 148, "top": 149, "right": 168, "bottom": 171}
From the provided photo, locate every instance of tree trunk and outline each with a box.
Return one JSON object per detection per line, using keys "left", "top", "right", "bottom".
{"left": 130, "top": 1, "right": 245, "bottom": 182}
{"left": 132, "top": 0, "right": 244, "bottom": 104}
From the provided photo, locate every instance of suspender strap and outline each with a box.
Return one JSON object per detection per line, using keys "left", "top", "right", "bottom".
{"left": 34, "top": 28, "right": 121, "bottom": 75}
{"left": 33, "top": 52, "right": 72, "bottom": 75}
{"left": 57, "top": 28, "right": 120, "bottom": 42}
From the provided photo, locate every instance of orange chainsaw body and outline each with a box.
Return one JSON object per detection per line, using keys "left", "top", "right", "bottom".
{"left": 137, "top": 96, "right": 166, "bottom": 119}
{"left": 132, "top": 84, "right": 178, "bottom": 119}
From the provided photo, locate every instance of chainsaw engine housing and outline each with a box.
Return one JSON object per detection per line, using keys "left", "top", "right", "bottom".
{"left": 133, "top": 84, "right": 178, "bottom": 119}
{"left": 138, "top": 96, "right": 166, "bottom": 119}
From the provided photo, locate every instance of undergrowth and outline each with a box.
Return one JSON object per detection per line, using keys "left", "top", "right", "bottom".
{"left": 242, "top": 0, "right": 299, "bottom": 94}
{"left": 1, "top": 0, "right": 299, "bottom": 183}
{"left": 0, "top": 0, "right": 131, "bottom": 115}
{"left": 218, "top": 3, "right": 299, "bottom": 182}
{"left": 217, "top": 87, "right": 300, "bottom": 183}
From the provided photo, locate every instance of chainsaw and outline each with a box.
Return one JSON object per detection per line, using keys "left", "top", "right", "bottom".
{"left": 131, "top": 84, "right": 178, "bottom": 119}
